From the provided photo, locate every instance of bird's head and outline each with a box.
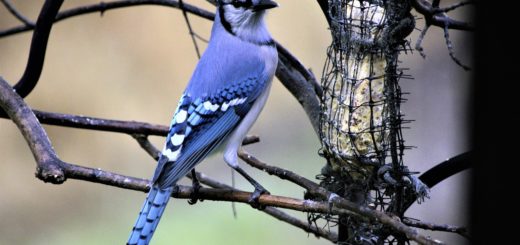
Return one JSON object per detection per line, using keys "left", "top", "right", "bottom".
{"left": 217, "top": 0, "right": 278, "bottom": 43}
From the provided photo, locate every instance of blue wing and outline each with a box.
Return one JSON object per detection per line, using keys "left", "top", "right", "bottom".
{"left": 152, "top": 76, "right": 268, "bottom": 189}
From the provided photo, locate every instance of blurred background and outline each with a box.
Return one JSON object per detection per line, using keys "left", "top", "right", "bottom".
{"left": 0, "top": 1, "right": 472, "bottom": 244}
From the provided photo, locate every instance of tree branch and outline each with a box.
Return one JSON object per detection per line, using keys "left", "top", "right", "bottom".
{"left": 11, "top": 0, "right": 63, "bottom": 99}
{"left": 29, "top": 110, "right": 169, "bottom": 135}
{"left": 0, "top": 76, "right": 66, "bottom": 183}
{"left": 419, "top": 152, "right": 472, "bottom": 189}
{"left": 239, "top": 150, "right": 327, "bottom": 197}
{"left": 403, "top": 217, "right": 470, "bottom": 239}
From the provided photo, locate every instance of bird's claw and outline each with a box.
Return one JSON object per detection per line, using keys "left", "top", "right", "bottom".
{"left": 188, "top": 180, "right": 202, "bottom": 205}
{"left": 248, "top": 187, "right": 270, "bottom": 210}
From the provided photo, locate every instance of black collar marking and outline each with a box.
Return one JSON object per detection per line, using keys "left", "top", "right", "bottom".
{"left": 218, "top": 6, "right": 276, "bottom": 47}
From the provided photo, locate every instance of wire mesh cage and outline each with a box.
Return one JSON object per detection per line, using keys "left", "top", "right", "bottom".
{"left": 318, "top": 0, "right": 428, "bottom": 243}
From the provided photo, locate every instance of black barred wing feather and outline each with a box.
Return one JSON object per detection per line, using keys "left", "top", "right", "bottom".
{"left": 152, "top": 77, "right": 265, "bottom": 189}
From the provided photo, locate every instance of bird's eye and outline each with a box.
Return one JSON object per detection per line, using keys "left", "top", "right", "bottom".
{"left": 231, "top": 0, "right": 252, "bottom": 8}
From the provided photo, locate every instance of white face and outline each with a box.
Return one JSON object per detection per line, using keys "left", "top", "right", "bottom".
{"left": 220, "top": 0, "right": 262, "bottom": 31}
{"left": 218, "top": 0, "right": 277, "bottom": 45}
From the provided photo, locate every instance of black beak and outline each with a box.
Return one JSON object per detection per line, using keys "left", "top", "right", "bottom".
{"left": 253, "top": 0, "right": 278, "bottom": 12}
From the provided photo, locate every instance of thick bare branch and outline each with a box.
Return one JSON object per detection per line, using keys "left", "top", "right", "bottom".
{"left": 442, "top": 21, "right": 470, "bottom": 70}
{"left": 0, "top": 77, "right": 66, "bottom": 183}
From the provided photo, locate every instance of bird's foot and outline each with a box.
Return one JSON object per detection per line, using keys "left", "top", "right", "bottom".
{"left": 248, "top": 185, "right": 270, "bottom": 210}
{"left": 188, "top": 170, "right": 203, "bottom": 205}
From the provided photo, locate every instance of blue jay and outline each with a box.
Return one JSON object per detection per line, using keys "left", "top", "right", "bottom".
{"left": 127, "top": 0, "right": 278, "bottom": 244}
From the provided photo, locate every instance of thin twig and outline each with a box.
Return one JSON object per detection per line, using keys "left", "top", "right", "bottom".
{"left": 1, "top": 0, "right": 35, "bottom": 26}
{"left": 0, "top": 0, "right": 214, "bottom": 38}
{"left": 1, "top": 109, "right": 170, "bottom": 136}
{"left": 403, "top": 217, "right": 470, "bottom": 239}
{"left": 179, "top": 0, "right": 202, "bottom": 58}
{"left": 239, "top": 150, "right": 326, "bottom": 195}
{"left": 436, "top": 1, "right": 473, "bottom": 13}
{"left": 443, "top": 20, "right": 470, "bottom": 70}
{"left": 1, "top": 76, "right": 66, "bottom": 184}
{"left": 192, "top": 32, "right": 209, "bottom": 43}
{"left": 132, "top": 134, "right": 162, "bottom": 159}
{"left": 415, "top": 23, "right": 430, "bottom": 58}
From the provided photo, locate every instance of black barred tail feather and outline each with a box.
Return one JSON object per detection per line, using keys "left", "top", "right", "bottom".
{"left": 127, "top": 186, "right": 174, "bottom": 245}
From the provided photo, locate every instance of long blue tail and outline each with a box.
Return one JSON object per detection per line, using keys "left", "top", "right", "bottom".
{"left": 127, "top": 186, "right": 174, "bottom": 245}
